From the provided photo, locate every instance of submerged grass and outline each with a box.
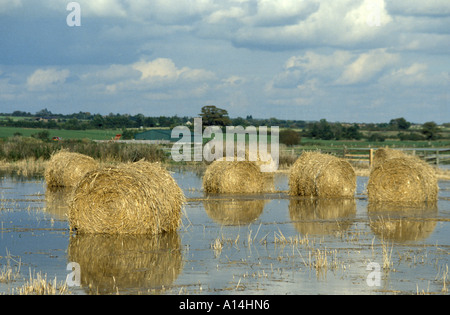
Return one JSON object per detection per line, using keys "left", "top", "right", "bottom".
{"left": 13, "top": 269, "right": 70, "bottom": 295}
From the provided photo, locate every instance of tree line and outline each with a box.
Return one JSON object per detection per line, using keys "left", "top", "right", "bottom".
{"left": 1, "top": 107, "right": 445, "bottom": 142}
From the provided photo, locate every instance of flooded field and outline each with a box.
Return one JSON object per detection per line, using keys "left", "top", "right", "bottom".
{"left": 0, "top": 169, "right": 449, "bottom": 295}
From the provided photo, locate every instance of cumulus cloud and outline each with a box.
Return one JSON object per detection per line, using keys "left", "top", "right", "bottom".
{"left": 132, "top": 57, "right": 216, "bottom": 83}
{"left": 26, "top": 68, "right": 70, "bottom": 91}
{"left": 2, "top": 0, "right": 449, "bottom": 122}
{"left": 337, "top": 49, "right": 398, "bottom": 85}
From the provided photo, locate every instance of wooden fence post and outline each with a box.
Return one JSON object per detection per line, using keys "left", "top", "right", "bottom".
{"left": 436, "top": 149, "right": 440, "bottom": 166}
{"left": 369, "top": 148, "right": 374, "bottom": 167}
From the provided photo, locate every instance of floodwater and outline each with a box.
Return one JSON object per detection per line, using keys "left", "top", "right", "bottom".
{"left": 0, "top": 169, "right": 449, "bottom": 295}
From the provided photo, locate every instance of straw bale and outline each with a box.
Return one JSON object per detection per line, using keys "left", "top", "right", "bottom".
{"left": 203, "top": 160, "right": 274, "bottom": 194}
{"left": 69, "top": 161, "right": 185, "bottom": 234}
{"left": 45, "top": 150, "right": 98, "bottom": 187}
{"left": 289, "top": 198, "right": 356, "bottom": 235}
{"left": 367, "top": 156, "right": 438, "bottom": 203}
{"left": 68, "top": 233, "right": 182, "bottom": 293}
{"left": 288, "top": 152, "right": 356, "bottom": 198}
{"left": 213, "top": 145, "right": 277, "bottom": 172}
{"left": 372, "top": 148, "right": 408, "bottom": 169}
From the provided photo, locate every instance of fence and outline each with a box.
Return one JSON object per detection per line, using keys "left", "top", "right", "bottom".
{"left": 281, "top": 147, "right": 450, "bottom": 167}
{"left": 338, "top": 147, "right": 450, "bottom": 167}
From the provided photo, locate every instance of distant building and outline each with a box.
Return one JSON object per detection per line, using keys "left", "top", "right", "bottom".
{"left": 134, "top": 129, "right": 196, "bottom": 143}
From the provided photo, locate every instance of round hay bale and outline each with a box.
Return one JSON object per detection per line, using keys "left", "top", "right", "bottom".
{"left": 69, "top": 161, "right": 185, "bottom": 234}
{"left": 288, "top": 152, "right": 356, "bottom": 198}
{"left": 367, "top": 157, "right": 438, "bottom": 203}
{"left": 213, "top": 145, "right": 277, "bottom": 172}
{"left": 372, "top": 148, "right": 408, "bottom": 169}
{"left": 203, "top": 160, "right": 274, "bottom": 194}
{"left": 45, "top": 150, "right": 99, "bottom": 188}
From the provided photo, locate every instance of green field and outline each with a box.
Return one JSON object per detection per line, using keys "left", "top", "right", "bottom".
{"left": 298, "top": 138, "right": 450, "bottom": 149}
{"left": 0, "top": 127, "right": 124, "bottom": 140}
{"left": 1, "top": 126, "right": 449, "bottom": 148}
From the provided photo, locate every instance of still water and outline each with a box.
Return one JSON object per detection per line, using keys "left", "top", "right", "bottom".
{"left": 0, "top": 170, "right": 449, "bottom": 294}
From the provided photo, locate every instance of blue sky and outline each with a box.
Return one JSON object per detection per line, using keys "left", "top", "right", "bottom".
{"left": 0, "top": 0, "right": 449, "bottom": 123}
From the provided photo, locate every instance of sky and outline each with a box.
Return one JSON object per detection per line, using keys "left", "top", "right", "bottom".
{"left": 0, "top": 0, "right": 449, "bottom": 123}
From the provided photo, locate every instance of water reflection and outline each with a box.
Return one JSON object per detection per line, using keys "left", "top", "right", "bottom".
{"left": 44, "top": 187, "right": 72, "bottom": 220}
{"left": 368, "top": 202, "right": 438, "bottom": 242}
{"left": 203, "top": 198, "right": 266, "bottom": 225}
{"left": 289, "top": 198, "right": 356, "bottom": 235}
{"left": 67, "top": 232, "right": 183, "bottom": 294}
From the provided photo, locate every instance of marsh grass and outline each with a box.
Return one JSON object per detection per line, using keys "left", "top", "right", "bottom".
{"left": 13, "top": 269, "right": 69, "bottom": 295}
{"left": 0, "top": 137, "right": 166, "bottom": 163}
{"left": 0, "top": 250, "right": 21, "bottom": 284}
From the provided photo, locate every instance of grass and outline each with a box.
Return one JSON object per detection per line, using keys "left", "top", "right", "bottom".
{"left": 13, "top": 270, "right": 70, "bottom": 295}
{"left": 293, "top": 137, "right": 450, "bottom": 150}
{"left": 0, "top": 126, "right": 124, "bottom": 140}
{"left": 0, "top": 136, "right": 167, "bottom": 162}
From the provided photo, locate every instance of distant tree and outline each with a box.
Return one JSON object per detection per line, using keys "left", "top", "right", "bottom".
{"left": 368, "top": 133, "right": 386, "bottom": 142}
{"left": 389, "top": 117, "right": 411, "bottom": 130}
{"left": 31, "top": 130, "right": 50, "bottom": 141}
{"left": 422, "top": 121, "right": 439, "bottom": 140}
{"left": 232, "top": 117, "right": 249, "bottom": 127}
{"left": 279, "top": 129, "right": 301, "bottom": 146}
{"left": 199, "top": 105, "right": 231, "bottom": 127}
{"left": 397, "top": 132, "right": 425, "bottom": 141}
{"left": 121, "top": 129, "right": 137, "bottom": 140}
{"left": 342, "top": 124, "right": 362, "bottom": 140}
{"left": 35, "top": 108, "right": 53, "bottom": 117}
{"left": 311, "top": 119, "right": 334, "bottom": 140}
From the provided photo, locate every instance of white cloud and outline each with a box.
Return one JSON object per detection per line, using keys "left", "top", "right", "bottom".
{"left": 246, "top": 0, "right": 320, "bottom": 26}
{"left": 337, "top": 49, "right": 398, "bottom": 85}
{"left": 75, "top": 0, "right": 127, "bottom": 17}
{"left": 26, "top": 68, "right": 70, "bottom": 91}
{"left": 132, "top": 58, "right": 215, "bottom": 83}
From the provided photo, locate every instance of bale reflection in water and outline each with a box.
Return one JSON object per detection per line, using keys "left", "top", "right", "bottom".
{"left": 368, "top": 202, "right": 438, "bottom": 242}
{"left": 44, "top": 187, "right": 73, "bottom": 220}
{"left": 203, "top": 199, "right": 266, "bottom": 226}
{"left": 67, "top": 232, "right": 182, "bottom": 294}
{"left": 289, "top": 198, "right": 356, "bottom": 235}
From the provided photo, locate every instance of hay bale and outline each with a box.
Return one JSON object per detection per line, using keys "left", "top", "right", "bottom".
{"left": 288, "top": 152, "right": 356, "bottom": 198}
{"left": 69, "top": 161, "right": 185, "bottom": 234}
{"left": 367, "top": 156, "right": 438, "bottom": 203}
{"left": 203, "top": 160, "right": 274, "bottom": 194}
{"left": 45, "top": 150, "right": 99, "bottom": 188}
{"left": 213, "top": 145, "right": 277, "bottom": 172}
{"left": 372, "top": 148, "right": 408, "bottom": 169}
